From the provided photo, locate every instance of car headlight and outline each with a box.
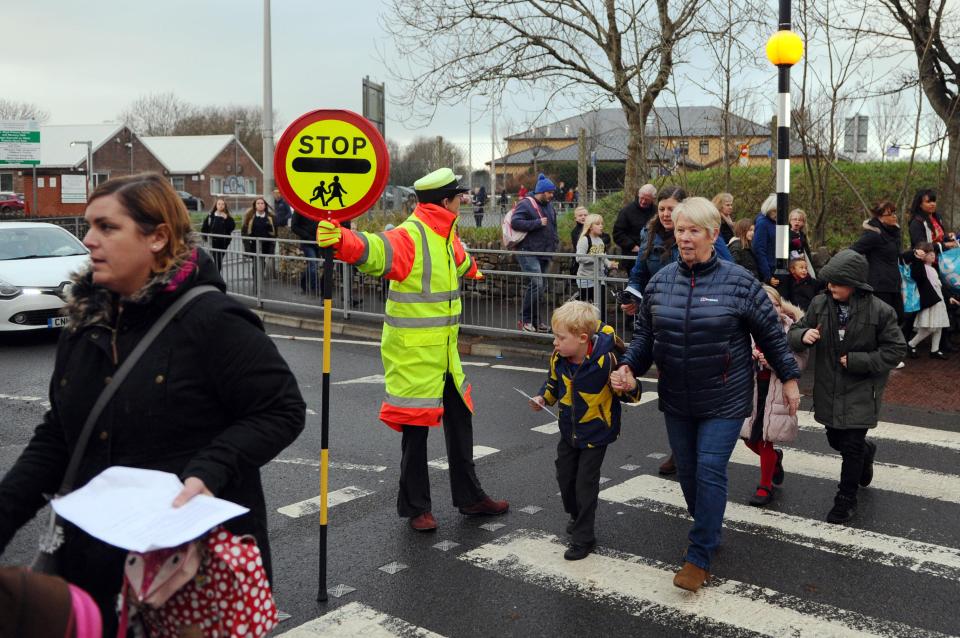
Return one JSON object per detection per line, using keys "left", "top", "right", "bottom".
{"left": 0, "top": 278, "right": 21, "bottom": 299}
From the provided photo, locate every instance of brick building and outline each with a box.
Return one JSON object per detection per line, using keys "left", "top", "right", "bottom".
{"left": 1, "top": 124, "right": 167, "bottom": 216}
{"left": 140, "top": 135, "right": 263, "bottom": 213}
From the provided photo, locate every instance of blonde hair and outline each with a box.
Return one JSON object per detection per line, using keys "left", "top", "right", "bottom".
{"left": 580, "top": 213, "right": 604, "bottom": 239}
{"left": 712, "top": 192, "right": 733, "bottom": 211}
{"left": 671, "top": 196, "right": 720, "bottom": 233}
{"left": 762, "top": 284, "right": 803, "bottom": 322}
{"left": 551, "top": 300, "right": 600, "bottom": 336}
{"left": 789, "top": 208, "right": 807, "bottom": 224}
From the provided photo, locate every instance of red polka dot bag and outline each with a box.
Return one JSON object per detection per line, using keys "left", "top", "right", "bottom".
{"left": 118, "top": 526, "right": 277, "bottom": 637}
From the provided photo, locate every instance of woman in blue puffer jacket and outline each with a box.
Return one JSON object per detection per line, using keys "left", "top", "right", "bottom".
{"left": 612, "top": 197, "right": 801, "bottom": 593}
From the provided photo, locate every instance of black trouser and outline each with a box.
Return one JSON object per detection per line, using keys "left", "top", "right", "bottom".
{"left": 875, "top": 291, "right": 906, "bottom": 342}
{"left": 397, "top": 374, "right": 486, "bottom": 517}
{"left": 474, "top": 207, "right": 484, "bottom": 228}
{"left": 555, "top": 438, "right": 607, "bottom": 545}
{"left": 825, "top": 427, "right": 868, "bottom": 500}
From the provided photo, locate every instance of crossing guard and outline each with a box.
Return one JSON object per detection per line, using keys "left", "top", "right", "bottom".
{"left": 316, "top": 167, "right": 509, "bottom": 531}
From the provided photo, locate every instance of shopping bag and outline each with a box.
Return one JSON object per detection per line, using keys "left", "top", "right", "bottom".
{"left": 899, "top": 261, "right": 920, "bottom": 313}
{"left": 938, "top": 247, "right": 960, "bottom": 291}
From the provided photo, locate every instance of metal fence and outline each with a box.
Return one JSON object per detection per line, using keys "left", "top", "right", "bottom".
{"left": 197, "top": 232, "right": 638, "bottom": 340}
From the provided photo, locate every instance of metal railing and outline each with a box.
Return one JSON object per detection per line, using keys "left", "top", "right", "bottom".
{"left": 198, "top": 232, "right": 638, "bottom": 339}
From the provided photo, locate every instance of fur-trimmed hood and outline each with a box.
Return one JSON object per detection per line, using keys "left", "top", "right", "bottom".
{"left": 64, "top": 244, "right": 224, "bottom": 331}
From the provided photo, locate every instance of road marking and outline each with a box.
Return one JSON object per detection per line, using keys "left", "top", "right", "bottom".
{"left": 797, "top": 412, "right": 960, "bottom": 452}
{"left": 531, "top": 421, "right": 559, "bottom": 434}
{"left": 269, "top": 334, "right": 380, "bottom": 347}
{"left": 729, "top": 445, "right": 960, "bottom": 505}
{"left": 277, "top": 486, "right": 375, "bottom": 518}
{"left": 275, "top": 602, "right": 445, "bottom": 637}
{"left": 460, "top": 529, "right": 948, "bottom": 638}
{"left": 623, "top": 394, "right": 658, "bottom": 407}
{"left": 334, "top": 374, "right": 385, "bottom": 385}
{"left": 428, "top": 445, "right": 499, "bottom": 470}
{"left": 272, "top": 458, "right": 387, "bottom": 472}
{"left": 600, "top": 475, "right": 960, "bottom": 581}
{"left": 491, "top": 364, "right": 546, "bottom": 373}
{"left": 461, "top": 361, "right": 490, "bottom": 367}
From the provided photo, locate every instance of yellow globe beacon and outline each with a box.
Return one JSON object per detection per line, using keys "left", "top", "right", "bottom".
{"left": 766, "top": 30, "right": 804, "bottom": 66}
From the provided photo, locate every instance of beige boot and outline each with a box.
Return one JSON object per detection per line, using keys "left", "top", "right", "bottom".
{"left": 673, "top": 561, "right": 709, "bottom": 592}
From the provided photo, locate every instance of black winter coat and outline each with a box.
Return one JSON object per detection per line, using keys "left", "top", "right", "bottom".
{"left": 0, "top": 249, "right": 305, "bottom": 631}
{"left": 782, "top": 274, "right": 823, "bottom": 311}
{"left": 850, "top": 218, "right": 902, "bottom": 294}
{"left": 613, "top": 200, "right": 655, "bottom": 254}
{"left": 728, "top": 238, "right": 760, "bottom": 279}
{"left": 902, "top": 250, "right": 943, "bottom": 311}
{"left": 622, "top": 253, "right": 801, "bottom": 419}
{"left": 909, "top": 212, "right": 952, "bottom": 250}
{"left": 292, "top": 210, "right": 319, "bottom": 242}
{"left": 201, "top": 212, "right": 236, "bottom": 250}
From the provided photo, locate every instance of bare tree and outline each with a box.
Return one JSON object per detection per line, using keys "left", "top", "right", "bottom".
{"left": 871, "top": 92, "right": 908, "bottom": 162}
{"left": 870, "top": 0, "right": 960, "bottom": 226}
{"left": 382, "top": 0, "right": 702, "bottom": 204}
{"left": 389, "top": 137, "right": 466, "bottom": 187}
{"left": 0, "top": 99, "right": 50, "bottom": 123}
{"left": 118, "top": 92, "right": 195, "bottom": 136}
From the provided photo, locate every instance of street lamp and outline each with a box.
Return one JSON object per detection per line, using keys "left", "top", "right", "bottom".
{"left": 765, "top": 3, "right": 803, "bottom": 283}
{"left": 71, "top": 140, "right": 94, "bottom": 195}
{"left": 234, "top": 119, "right": 242, "bottom": 210}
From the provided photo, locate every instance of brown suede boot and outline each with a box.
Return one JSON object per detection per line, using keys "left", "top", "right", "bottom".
{"left": 673, "top": 562, "right": 709, "bottom": 592}
{"left": 658, "top": 454, "right": 676, "bottom": 475}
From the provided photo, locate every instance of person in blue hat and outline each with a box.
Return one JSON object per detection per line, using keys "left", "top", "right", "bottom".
{"left": 510, "top": 173, "right": 560, "bottom": 332}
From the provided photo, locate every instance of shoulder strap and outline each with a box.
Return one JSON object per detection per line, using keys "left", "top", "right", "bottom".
{"left": 57, "top": 284, "right": 219, "bottom": 494}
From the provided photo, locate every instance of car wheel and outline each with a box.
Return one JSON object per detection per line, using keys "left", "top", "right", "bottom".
{"left": 0, "top": 206, "right": 9, "bottom": 215}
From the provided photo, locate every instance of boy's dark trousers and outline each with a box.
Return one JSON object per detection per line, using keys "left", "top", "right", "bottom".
{"left": 556, "top": 438, "right": 607, "bottom": 545}
{"left": 825, "top": 427, "right": 868, "bottom": 500}
{"left": 397, "top": 374, "right": 486, "bottom": 517}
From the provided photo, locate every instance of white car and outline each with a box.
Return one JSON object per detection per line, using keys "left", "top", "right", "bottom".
{"left": 0, "top": 222, "right": 90, "bottom": 331}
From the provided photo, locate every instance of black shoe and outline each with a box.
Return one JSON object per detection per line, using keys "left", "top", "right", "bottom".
{"left": 563, "top": 540, "right": 595, "bottom": 561}
{"left": 772, "top": 449, "right": 785, "bottom": 486}
{"left": 860, "top": 440, "right": 876, "bottom": 487}
{"left": 908, "top": 345, "right": 919, "bottom": 359}
{"left": 930, "top": 350, "right": 949, "bottom": 360}
{"left": 566, "top": 518, "right": 576, "bottom": 535}
{"left": 749, "top": 485, "right": 774, "bottom": 507}
{"left": 826, "top": 496, "right": 857, "bottom": 524}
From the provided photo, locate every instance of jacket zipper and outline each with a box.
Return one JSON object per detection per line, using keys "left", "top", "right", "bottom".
{"left": 569, "top": 358, "right": 587, "bottom": 446}
{"left": 683, "top": 269, "right": 695, "bottom": 406}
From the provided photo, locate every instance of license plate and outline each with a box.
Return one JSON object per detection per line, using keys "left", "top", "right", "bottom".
{"left": 47, "top": 316, "right": 68, "bottom": 328}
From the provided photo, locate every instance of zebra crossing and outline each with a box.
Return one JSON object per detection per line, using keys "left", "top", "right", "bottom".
{"left": 273, "top": 400, "right": 960, "bottom": 637}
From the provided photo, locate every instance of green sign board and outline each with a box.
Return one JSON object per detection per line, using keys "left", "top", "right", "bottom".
{"left": 0, "top": 121, "right": 41, "bottom": 165}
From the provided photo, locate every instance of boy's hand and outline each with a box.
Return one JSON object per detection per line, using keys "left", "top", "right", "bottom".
{"left": 950, "top": 297, "right": 960, "bottom": 306}
{"left": 621, "top": 302, "right": 638, "bottom": 316}
{"left": 529, "top": 395, "right": 545, "bottom": 411}
{"left": 610, "top": 365, "right": 637, "bottom": 392}
{"left": 802, "top": 325, "right": 822, "bottom": 345}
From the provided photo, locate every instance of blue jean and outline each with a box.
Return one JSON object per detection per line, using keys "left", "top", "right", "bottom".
{"left": 663, "top": 415, "right": 742, "bottom": 571}
{"left": 301, "top": 242, "right": 320, "bottom": 293}
{"left": 516, "top": 254, "right": 551, "bottom": 325}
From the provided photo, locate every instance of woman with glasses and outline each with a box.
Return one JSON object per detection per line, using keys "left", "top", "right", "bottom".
{"left": 851, "top": 200, "right": 906, "bottom": 326}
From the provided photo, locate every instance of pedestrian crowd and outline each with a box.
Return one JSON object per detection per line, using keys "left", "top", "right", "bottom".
{"left": 0, "top": 166, "right": 953, "bottom": 635}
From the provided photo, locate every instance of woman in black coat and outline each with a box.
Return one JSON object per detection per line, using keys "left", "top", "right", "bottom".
{"left": 908, "top": 188, "right": 957, "bottom": 250}
{"left": 200, "top": 197, "right": 236, "bottom": 271}
{"left": 0, "top": 173, "right": 305, "bottom": 633}
{"left": 851, "top": 200, "right": 904, "bottom": 323}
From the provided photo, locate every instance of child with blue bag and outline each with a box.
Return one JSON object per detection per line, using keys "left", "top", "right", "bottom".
{"left": 529, "top": 301, "right": 641, "bottom": 560}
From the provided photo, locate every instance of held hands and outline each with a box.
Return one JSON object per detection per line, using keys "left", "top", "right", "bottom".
{"left": 782, "top": 379, "right": 801, "bottom": 416}
{"left": 802, "top": 324, "right": 822, "bottom": 345}
{"left": 610, "top": 364, "right": 637, "bottom": 393}
{"left": 529, "top": 395, "right": 546, "bottom": 411}
{"left": 540, "top": 217, "right": 548, "bottom": 226}
{"left": 172, "top": 477, "right": 212, "bottom": 508}
{"left": 621, "top": 302, "right": 638, "bottom": 316}
{"left": 316, "top": 219, "right": 342, "bottom": 248}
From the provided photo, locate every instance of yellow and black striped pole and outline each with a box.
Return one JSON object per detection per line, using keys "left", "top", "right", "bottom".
{"left": 317, "top": 242, "right": 334, "bottom": 602}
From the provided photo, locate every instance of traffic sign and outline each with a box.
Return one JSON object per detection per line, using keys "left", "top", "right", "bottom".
{"left": 274, "top": 109, "right": 389, "bottom": 222}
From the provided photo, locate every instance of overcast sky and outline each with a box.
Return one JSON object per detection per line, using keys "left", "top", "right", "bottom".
{"left": 8, "top": 1, "right": 933, "bottom": 157}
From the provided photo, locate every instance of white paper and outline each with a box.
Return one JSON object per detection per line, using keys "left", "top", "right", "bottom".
{"left": 52, "top": 466, "right": 249, "bottom": 552}
{"left": 623, "top": 285, "right": 643, "bottom": 300}
{"left": 514, "top": 387, "right": 558, "bottom": 418}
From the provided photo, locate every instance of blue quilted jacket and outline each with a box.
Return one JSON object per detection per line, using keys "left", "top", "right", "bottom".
{"left": 622, "top": 253, "right": 801, "bottom": 419}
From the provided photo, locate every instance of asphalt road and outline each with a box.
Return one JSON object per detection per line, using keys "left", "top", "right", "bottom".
{"left": 1, "top": 325, "right": 958, "bottom": 637}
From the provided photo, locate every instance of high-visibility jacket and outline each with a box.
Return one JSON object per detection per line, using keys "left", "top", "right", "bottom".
{"left": 334, "top": 203, "right": 482, "bottom": 431}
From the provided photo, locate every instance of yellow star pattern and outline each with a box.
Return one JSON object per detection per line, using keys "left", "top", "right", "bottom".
{"left": 560, "top": 375, "right": 574, "bottom": 406}
{"left": 578, "top": 385, "right": 612, "bottom": 424}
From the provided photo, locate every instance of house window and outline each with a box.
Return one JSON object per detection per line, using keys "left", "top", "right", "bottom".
{"left": 0, "top": 174, "right": 12, "bottom": 191}
{"left": 171, "top": 176, "right": 186, "bottom": 191}
{"left": 678, "top": 140, "right": 690, "bottom": 155}
{"left": 245, "top": 178, "right": 257, "bottom": 196}
{"left": 93, "top": 173, "right": 109, "bottom": 187}
{"left": 699, "top": 140, "right": 710, "bottom": 155}
{"left": 210, "top": 177, "right": 223, "bottom": 195}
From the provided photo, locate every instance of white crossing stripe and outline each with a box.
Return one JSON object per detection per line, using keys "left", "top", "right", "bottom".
{"left": 491, "top": 364, "right": 546, "bottom": 373}
{"left": 272, "top": 458, "right": 387, "bottom": 472}
{"left": 277, "top": 486, "right": 375, "bottom": 518}
{"left": 460, "top": 529, "right": 948, "bottom": 638}
{"left": 269, "top": 334, "right": 381, "bottom": 347}
{"left": 600, "top": 475, "right": 960, "bottom": 581}
{"left": 797, "top": 412, "right": 960, "bottom": 452}
{"left": 623, "top": 393, "right": 657, "bottom": 407}
{"left": 275, "top": 601, "right": 445, "bottom": 637}
{"left": 729, "top": 445, "right": 960, "bottom": 505}
{"left": 334, "top": 374, "right": 385, "bottom": 385}
{"left": 428, "top": 445, "right": 499, "bottom": 470}
{"left": 531, "top": 421, "right": 559, "bottom": 434}
{"left": 461, "top": 361, "right": 490, "bottom": 367}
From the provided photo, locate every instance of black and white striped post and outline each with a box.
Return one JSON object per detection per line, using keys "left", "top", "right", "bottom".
{"left": 766, "top": 1, "right": 804, "bottom": 282}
